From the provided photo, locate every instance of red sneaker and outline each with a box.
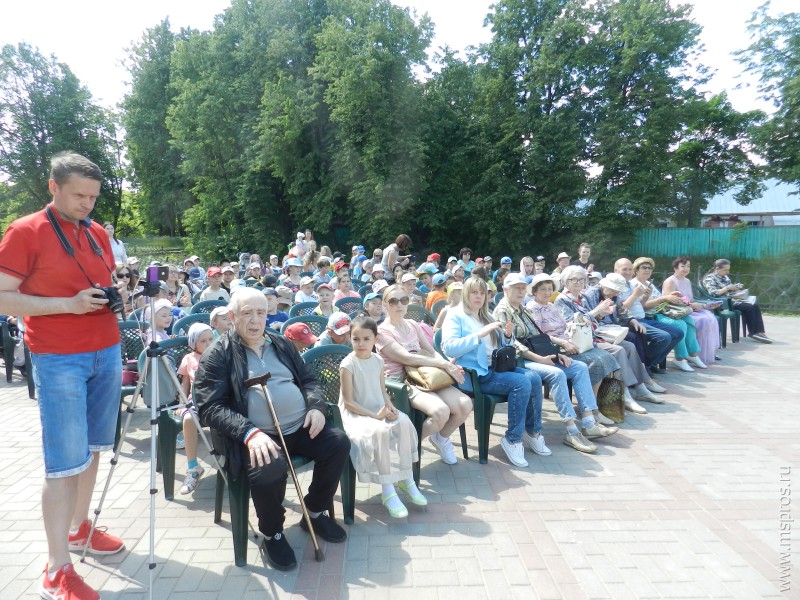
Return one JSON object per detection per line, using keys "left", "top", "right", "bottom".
{"left": 40, "top": 563, "right": 99, "bottom": 600}
{"left": 68, "top": 520, "right": 125, "bottom": 555}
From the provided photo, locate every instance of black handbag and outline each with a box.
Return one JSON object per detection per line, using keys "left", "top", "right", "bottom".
{"left": 491, "top": 346, "right": 517, "bottom": 372}
{"left": 520, "top": 310, "right": 561, "bottom": 357}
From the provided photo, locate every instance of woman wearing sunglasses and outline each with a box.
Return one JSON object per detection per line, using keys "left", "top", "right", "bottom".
{"left": 115, "top": 266, "right": 137, "bottom": 311}
{"left": 375, "top": 285, "right": 472, "bottom": 466}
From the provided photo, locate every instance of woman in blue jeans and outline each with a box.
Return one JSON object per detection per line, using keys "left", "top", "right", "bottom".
{"left": 494, "top": 273, "right": 619, "bottom": 454}
{"left": 441, "top": 276, "right": 544, "bottom": 468}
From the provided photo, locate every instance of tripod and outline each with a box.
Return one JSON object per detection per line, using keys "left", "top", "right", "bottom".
{"left": 82, "top": 336, "right": 247, "bottom": 599}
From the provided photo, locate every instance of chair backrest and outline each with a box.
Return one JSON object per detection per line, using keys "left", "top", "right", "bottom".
{"left": 192, "top": 291, "right": 202, "bottom": 303}
{"left": 334, "top": 297, "right": 362, "bottom": 315}
{"left": 172, "top": 313, "right": 211, "bottom": 336}
{"left": 431, "top": 299, "right": 447, "bottom": 319}
{"left": 128, "top": 306, "right": 149, "bottom": 322}
{"left": 118, "top": 321, "right": 148, "bottom": 363}
{"left": 191, "top": 300, "right": 227, "bottom": 315}
{"left": 280, "top": 315, "right": 329, "bottom": 338}
{"left": 433, "top": 328, "right": 447, "bottom": 359}
{"left": 494, "top": 292, "right": 504, "bottom": 305}
{"left": 289, "top": 302, "right": 319, "bottom": 317}
{"left": 359, "top": 285, "right": 371, "bottom": 298}
{"left": 351, "top": 279, "right": 364, "bottom": 290}
{"left": 405, "top": 304, "right": 432, "bottom": 325}
{"left": 301, "top": 344, "right": 352, "bottom": 405}
{"left": 300, "top": 271, "right": 314, "bottom": 278}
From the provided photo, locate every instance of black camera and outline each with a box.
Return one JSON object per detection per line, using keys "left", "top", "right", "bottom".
{"left": 100, "top": 286, "right": 124, "bottom": 314}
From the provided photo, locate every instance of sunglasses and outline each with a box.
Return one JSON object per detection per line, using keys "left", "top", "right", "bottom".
{"left": 386, "top": 296, "right": 410, "bottom": 306}
{"left": 117, "top": 272, "right": 131, "bottom": 278}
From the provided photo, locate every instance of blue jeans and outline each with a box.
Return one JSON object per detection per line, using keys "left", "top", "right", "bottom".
{"left": 524, "top": 359, "right": 596, "bottom": 422}
{"left": 478, "top": 367, "right": 542, "bottom": 443}
{"left": 641, "top": 319, "right": 683, "bottom": 368}
{"left": 31, "top": 343, "right": 122, "bottom": 478}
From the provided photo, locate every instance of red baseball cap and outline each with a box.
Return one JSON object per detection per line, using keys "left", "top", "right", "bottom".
{"left": 284, "top": 323, "right": 318, "bottom": 345}
{"left": 206, "top": 266, "right": 222, "bottom": 277}
{"left": 427, "top": 253, "right": 441, "bottom": 262}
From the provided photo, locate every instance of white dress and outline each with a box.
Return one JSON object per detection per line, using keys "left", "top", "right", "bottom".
{"left": 339, "top": 353, "right": 418, "bottom": 484}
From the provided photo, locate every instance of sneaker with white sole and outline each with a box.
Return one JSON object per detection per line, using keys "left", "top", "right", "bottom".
{"left": 67, "top": 520, "right": 124, "bottom": 555}
{"left": 429, "top": 433, "right": 457, "bottom": 465}
{"left": 583, "top": 422, "right": 618, "bottom": 438}
{"left": 40, "top": 563, "right": 99, "bottom": 600}
{"left": 521, "top": 432, "right": 551, "bottom": 456}
{"left": 175, "top": 433, "right": 185, "bottom": 450}
{"left": 180, "top": 465, "right": 205, "bottom": 495}
{"left": 671, "top": 359, "right": 694, "bottom": 372}
{"left": 500, "top": 436, "right": 528, "bottom": 467}
{"left": 644, "top": 380, "right": 666, "bottom": 393}
{"left": 687, "top": 355, "right": 707, "bottom": 369}
{"left": 563, "top": 431, "right": 597, "bottom": 453}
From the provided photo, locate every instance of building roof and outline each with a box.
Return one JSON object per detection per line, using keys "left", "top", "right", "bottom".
{"left": 703, "top": 179, "right": 800, "bottom": 216}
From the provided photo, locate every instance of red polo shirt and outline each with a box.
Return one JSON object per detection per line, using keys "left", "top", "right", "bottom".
{"left": 0, "top": 204, "right": 120, "bottom": 353}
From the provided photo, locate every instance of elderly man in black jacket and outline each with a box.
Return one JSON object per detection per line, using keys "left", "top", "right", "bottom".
{"left": 194, "top": 288, "right": 350, "bottom": 571}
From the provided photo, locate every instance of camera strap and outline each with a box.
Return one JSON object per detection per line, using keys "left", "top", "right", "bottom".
{"left": 45, "top": 205, "right": 114, "bottom": 288}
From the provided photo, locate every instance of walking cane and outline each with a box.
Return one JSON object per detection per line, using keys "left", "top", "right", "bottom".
{"left": 243, "top": 373, "right": 325, "bottom": 562}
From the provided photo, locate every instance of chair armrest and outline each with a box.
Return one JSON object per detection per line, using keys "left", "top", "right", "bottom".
{"left": 326, "top": 402, "right": 343, "bottom": 429}
{"left": 385, "top": 379, "right": 412, "bottom": 416}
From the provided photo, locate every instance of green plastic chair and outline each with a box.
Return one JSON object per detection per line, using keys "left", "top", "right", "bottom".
{"left": 430, "top": 299, "right": 447, "bottom": 319}
{"left": 191, "top": 300, "right": 227, "bottom": 315}
{"left": 405, "top": 304, "right": 433, "bottom": 325}
{"left": 288, "top": 302, "right": 319, "bottom": 317}
{"left": 434, "top": 329, "right": 507, "bottom": 465}
{"left": 692, "top": 283, "right": 740, "bottom": 346}
{"left": 334, "top": 297, "right": 362, "bottom": 315}
{"left": 172, "top": 313, "right": 211, "bottom": 336}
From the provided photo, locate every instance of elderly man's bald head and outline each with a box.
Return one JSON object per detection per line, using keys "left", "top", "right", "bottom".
{"left": 614, "top": 258, "right": 633, "bottom": 280}
{"left": 228, "top": 287, "right": 267, "bottom": 315}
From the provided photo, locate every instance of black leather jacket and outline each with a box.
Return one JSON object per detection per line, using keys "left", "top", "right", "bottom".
{"left": 194, "top": 329, "right": 327, "bottom": 479}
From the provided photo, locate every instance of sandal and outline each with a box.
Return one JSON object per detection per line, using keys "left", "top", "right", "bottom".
{"left": 381, "top": 493, "right": 408, "bottom": 518}
{"left": 397, "top": 481, "right": 428, "bottom": 506}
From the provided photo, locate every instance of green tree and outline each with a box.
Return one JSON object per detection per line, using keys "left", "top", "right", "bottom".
{"left": 123, "top": 20, "right": 194, "bottom": 236}
{"left": 669, "top": 93, "right": 765, "bottom": 227}
{"left": 738, "top": 2, "right": 800, "bottom": 189}
{"left": 0, "top": 43, "right": 121, "bottom": 222}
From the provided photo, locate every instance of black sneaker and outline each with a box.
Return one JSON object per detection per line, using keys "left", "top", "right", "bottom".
{"left": 262, "top": 532, "right": 296, "bottom": 571}
{"left": 300, "top": 511, "right": 347, "bottom": 543}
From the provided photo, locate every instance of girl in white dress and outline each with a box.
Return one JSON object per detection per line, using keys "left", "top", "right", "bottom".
{"left": 339, "top": 316, "right": 424, "bottom": 518}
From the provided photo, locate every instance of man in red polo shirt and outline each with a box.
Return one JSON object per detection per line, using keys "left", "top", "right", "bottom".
{"left": 0, "top": 152, "right": 127, "bottom": 600}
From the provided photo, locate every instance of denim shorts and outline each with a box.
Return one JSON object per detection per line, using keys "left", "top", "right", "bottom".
{"left": 31, "top": 343, "right": 122, "bottom": 478}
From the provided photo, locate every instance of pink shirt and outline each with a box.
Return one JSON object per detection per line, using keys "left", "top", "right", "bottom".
{"left": 333, "top": 289, "right": 361, "bottom": 302}
{"left": 375, "top": 319, "right": 423, "bottom": 379}
{"left": 177, "top": 351, "right": 202, "bottom": 401}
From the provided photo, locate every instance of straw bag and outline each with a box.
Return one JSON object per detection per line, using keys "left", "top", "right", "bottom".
{"left": 405, "top": 365, "right": 455, "bottom": 391}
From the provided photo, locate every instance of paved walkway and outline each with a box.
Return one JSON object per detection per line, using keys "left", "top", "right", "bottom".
{"left": 0, "top": 316, "right": 797, "bottom": 599}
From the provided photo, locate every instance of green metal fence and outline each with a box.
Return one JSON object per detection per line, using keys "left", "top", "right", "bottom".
{"left": 630, "top": 227, "right": 800, "bottom": 260}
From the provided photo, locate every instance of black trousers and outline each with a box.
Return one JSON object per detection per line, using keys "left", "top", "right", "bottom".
{"left": 734, "top": 301, "right": 765, "bottom": 336}
{"left": 246, "top": 422, "right": 350, "bottom": 537}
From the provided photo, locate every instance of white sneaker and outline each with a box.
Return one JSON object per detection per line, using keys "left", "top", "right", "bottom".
{"left": 429, "top": 433, "right": 457, "bottom": 465}
{"left": 180, "top": 465, "right": 204, "bottom": 494}
{"left": 521, "top": 432, "right": 551, "bottom": 456}
{"left": 687, "top": 355, "right": 707, "bottom": 369}
{"left": 500, "top": 436, "right": 528, "bottom": 467}
{"left": 624, "top": 396, "right": 648, "bottom": 414}
{"left": 594, "top": 411, "right": 616, "bottom": 426}
{"left": 583, "top": 422, "right": 618, "bottom": 438}
{"left": 176, "top": 433, "right": 186, "bottom": 450}
{"left": 644, "top": 380, "right": 666, "bottom": 394}
{"left": 671, "top": 359, "right": 694, "bottom": 372}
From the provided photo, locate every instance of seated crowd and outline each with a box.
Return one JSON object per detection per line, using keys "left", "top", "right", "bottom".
{"left": 104, "top": 233, "right": 771, "bottom": 571}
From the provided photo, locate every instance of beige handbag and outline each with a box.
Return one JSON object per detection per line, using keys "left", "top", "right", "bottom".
{"left": 566, "top": 313, "right": 594, "bottom": 353}
{"left": 405, "top": 365, "right": 455, "bottom": 391}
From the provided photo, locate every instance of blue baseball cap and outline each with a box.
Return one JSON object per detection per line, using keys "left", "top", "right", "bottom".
{"left": 363, "top": 292, "right": 382, "bottom": 306}
{"left": 432, "top": 273, "right": 447, "bottom": 286}
{"left": 500, "top": 256, "right": 513, "bottom": 265}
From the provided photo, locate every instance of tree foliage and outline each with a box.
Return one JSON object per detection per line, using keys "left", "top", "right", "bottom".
{"left": 0, "top": 43, "right": 122, "bottom": 226}
{"left": 738, "top": 2, "right": 800, "bottom": 189}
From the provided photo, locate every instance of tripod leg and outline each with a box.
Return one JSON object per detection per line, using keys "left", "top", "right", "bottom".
{"left": 80, "top": 355, "right": 151, "bottom": 563}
